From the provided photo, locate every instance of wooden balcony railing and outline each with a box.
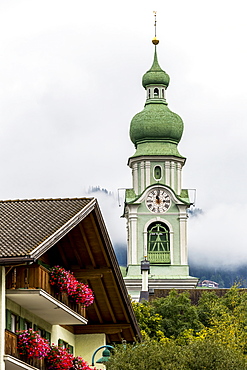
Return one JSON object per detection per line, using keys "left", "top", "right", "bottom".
{"left": 5, "top": 329, "right": 46, "bottom": 370}
{"left": 6, "top": 264, "right": 86, "bottom": 317}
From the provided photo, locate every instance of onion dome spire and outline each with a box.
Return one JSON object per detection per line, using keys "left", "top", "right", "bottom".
{"left": 129, "top": 14, "right": 184, "bottom": 158}
{"left": 142, "top": 46, "right": 170, "bottom": 92}
{"left": 142, "top": 12, "right": 170, "bottom": 102}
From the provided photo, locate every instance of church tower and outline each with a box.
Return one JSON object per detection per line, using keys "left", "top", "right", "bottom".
{"left": 123, "top": 22, "right": 198, "bottom": 300}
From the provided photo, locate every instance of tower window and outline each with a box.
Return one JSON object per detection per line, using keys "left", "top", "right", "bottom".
{"left": 154, "top": 166, "right": 162, "bottom": 180}
{"left": 154, "top": 88, "right": 159, "bottom": 98}
{"left": 148, "top": 89, "right": 151, "bottom": 98}
{"left": 162, "top": 89, "right": 165, "bottom": 98}
{"left": 147, "top": 223, "right": 170, "bottom": 264}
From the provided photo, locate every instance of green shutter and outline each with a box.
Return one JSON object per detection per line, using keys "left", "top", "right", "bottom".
{"left": 45, "top": 331, "right": 51, "bottom": 343}
{"left": 58, "top": 339, "right": 63, "bottom": 347}
{"left": 68, "top": 345, "right": 74, "bottom": 354}
{"left": 33, "top": 324, "right": 38, "bottom": 331}
{"left": 6, "top": 309, "right": 12, "bottom": 331}
{"left": 19, "top": 317, "right": 25, "bottom": 331}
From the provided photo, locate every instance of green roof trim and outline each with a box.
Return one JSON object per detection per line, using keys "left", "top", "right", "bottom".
{"left": 125, "top": 188, "right": 137, "bottom": 203}
{"left": 129, "top": 141, "right": 184, "bottom": 158}
{"left": 125, "top": 184, "right": 190, "bottom": 205}
{"left": 179, "top": 189, "right": 190, "bottom": 204}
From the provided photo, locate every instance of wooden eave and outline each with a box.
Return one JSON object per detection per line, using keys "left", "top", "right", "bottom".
{"left": 39, "top": 200, "right": 141, "bottom": 343}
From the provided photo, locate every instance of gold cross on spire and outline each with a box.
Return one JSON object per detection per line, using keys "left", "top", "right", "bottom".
{"left": 152, "top": 11, "right": 159, "bottom": 45}
{"left": 154, "top": 11, "right": 157, "bottom": 37}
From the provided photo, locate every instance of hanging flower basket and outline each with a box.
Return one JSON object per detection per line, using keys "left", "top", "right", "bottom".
{"left": 17, "top": 329, "right": 97, "bottom": 370}
{"left": 50, "top": 266, "right": 94, "bottom": 307}
{"left": 46, "top": 345, "right": 74, "bottom": 370}
{"left": 69, "top": 281, "right": 94, "bottom": 306}
{"left": 17, "top": 329, "right": 50, "bottom": 359}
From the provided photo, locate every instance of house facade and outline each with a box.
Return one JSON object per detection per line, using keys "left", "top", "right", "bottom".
{"left": 0, "top": 198, "right": 140, "bottom": 370}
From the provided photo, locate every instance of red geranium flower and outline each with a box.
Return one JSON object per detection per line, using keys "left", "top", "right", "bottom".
{"left": 50, "top": 266, "right": 94, "bottom": 307}
{"left": 17, "top": 329, "right": 50, "bottom": 359}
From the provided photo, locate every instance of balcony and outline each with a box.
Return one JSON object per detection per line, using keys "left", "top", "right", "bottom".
{"left": 148, "top": 251, "right": 170, "bottom": 264}
{"left": 6, "top": 264, "right": 87, "bottom": 325}
{"left": 5, "top": 329, "right": 46, "bottom": 370}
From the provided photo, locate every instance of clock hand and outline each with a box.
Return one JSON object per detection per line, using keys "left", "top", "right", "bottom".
{"left": 156, "top": 190, "right": 160, "bottom": 203}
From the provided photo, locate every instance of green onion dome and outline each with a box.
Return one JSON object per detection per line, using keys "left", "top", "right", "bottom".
{"left": 142, "top": 47, "right": 170, "bottom": 89}
{"left": 129, "top": 103, "right": 184, "bottom": 157}
{"left": 129, "top": 44, "right": 184, "bottom": 158}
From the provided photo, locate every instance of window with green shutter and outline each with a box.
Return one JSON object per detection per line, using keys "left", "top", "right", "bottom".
{"left": 24, "top": 320, "right": 32, "bottom": 330}
{"left": 68, "top": 345, "right": 74, "bottom": 354}
{"left": 44, "top": 331, "right": 51, "bottom": 343}
{"left": 5, "top": 310, "right": 20, "bottom": 332}
{"left": 6, "top": 309, "right": 12, "bottom": 331}
{"left": 19, "top": 317, "right": 25, "bottom": 331}
{"left": 58, "top": 339, "right": 73, "bottom": 354}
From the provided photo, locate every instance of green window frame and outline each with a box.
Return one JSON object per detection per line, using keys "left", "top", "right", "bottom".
{"left": 6, "top": 310, "right": 19, "bottom": 332}
{"left": 147, "top": 223, "right": 170, "bottom": 264}
{"left": 154, "top": 165, "right": 162, "bottom": 180}
{"left": 58, "top": 339, "right": 73, "bottom": 354}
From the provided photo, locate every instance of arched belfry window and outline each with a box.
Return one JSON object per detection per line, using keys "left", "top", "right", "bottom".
{"left": 154, "top": 88, "right": 159, "bottom": 98}
{"left": 147, "top": 222, "right": 170, "bottom": 264}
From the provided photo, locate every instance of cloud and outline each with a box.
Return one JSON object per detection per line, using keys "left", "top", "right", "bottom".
{"left": 85, "top": 187, "right": 127, "bottom": 247}
{"left": 188, "top": 203, "right": 247, "bottom": 267}
{"left": 1, "top": 0, "right": 247, "bottom": 268}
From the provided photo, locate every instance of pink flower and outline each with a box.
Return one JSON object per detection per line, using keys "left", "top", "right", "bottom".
{"left": 17, "top": 329, "right": 50, "bottom": 359}
{"left": 50, "top": 266, "right": 94, "bottom": 307}
{"left": 46, "top": 346, "right": 74, "bottom": 370}
{"left": 75, "top": 356, "right": 97, "bottom": 369}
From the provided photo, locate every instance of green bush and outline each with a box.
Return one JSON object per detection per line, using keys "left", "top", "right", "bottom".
{"left": 106, "top": 341, "right": 186, "bottom": 370}
{"left": 106, "top": 340, "right": 247, "bottom": 370}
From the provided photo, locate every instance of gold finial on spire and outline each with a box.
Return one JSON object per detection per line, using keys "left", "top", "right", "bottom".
{"left": 152, "top": 11, "right": 159, "bottom": 45}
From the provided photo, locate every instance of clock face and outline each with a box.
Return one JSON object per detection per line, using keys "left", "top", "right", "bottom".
{"left": 146, "top": 188, "right": 171, "bottom": 213}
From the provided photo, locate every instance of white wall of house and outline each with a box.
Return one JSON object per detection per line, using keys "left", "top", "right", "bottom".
{"left": 6, "top": 298, "right": 52, "bottom": 334}
{"left": 51, "top": 324, "right": 76, "bottom": 347}
{"left": 6, "top": 298, "right": 107, "bottom": 368}
{"left": 76, "top": 333, "right": 106, "bottom": 369}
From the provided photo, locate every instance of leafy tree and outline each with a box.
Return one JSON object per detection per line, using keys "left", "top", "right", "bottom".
{"left": 133, "top": 290, "right": 202, "bottom": 339}
{"left": 106, "top": 339, "right": 247, "bottom": 370}
{"left": 106, "top": 341, "right": 186, "bottom": 370}
{"left": 197, "top": 290, "right": 223, "bottom": 327}
{"left": 151, "top": 290, "right": 202, "bottom": 338}
{"left": 127, "top": 287, "right": 247, "bottom": 369}
{"left": 184, "top": 339, "right": 247, "bottom": 370}
{"left": 196, "top": 286, "right": 247, "bottom": 352}
{"left": 131, "top": 300, "right": 165, "bottom": 340}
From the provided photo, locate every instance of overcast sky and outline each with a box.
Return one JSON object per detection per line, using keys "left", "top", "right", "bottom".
{"left": 1, "top": 0, "right": 247, "bottom": 267}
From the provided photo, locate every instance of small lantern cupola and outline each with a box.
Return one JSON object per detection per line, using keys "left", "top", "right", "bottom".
{"left": 142, "top": 42, "right": 170, "bottom": 104}
{"left": 142, "top": 14, "right": 170, "bottom": 104}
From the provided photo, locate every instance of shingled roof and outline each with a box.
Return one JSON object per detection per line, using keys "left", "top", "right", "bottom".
{"left": 0, "top": 197, "right": 141, "bottom": 342}
{"left": 0, "top": 198, "right": 94, "bottom": 259}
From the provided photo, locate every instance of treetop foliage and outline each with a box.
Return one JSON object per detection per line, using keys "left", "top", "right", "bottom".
{"left": 106, "top": 287, "right": 247, "bottom": 370}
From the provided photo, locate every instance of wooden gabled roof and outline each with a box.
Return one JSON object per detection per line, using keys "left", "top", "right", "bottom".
{"left": 0, "top": 197, "right": 141, "bottom": 343}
